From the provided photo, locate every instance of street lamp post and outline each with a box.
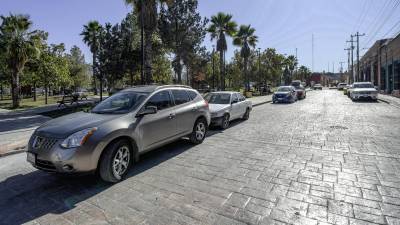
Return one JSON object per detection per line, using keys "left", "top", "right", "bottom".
{"left": 140, "top": 0, "right": 145, "bottom": 85}
{"left": 258, "top": 48, "right": 261, "bottom": 87}
{"left": 212, "top": 45, "right": 215, "bottom": 90}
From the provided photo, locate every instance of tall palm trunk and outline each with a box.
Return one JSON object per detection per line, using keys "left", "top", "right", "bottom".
{"left": 11, "top": 69, "right": 20, "bottom": 108}
{"left": 219, "top": 50, "right": 224, "bottom": 90}
{"left": 244, "top": 56, "right": 249, "bottom": 91}
{"left": 144, "top": 30, "right": 153, "bottom": 84}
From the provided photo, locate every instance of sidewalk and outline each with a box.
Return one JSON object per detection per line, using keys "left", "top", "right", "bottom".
{"left": 378, "top": 94, "right": 400, "bottom": 108}
{"left": 250, "top": 94, "right": 273, "bottom": 106}
{"left": 0, "top": 97, "right": 100, "bottom": 157}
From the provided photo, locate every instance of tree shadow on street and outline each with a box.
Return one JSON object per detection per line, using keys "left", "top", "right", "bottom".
{"left": 0, "top": 139, "right": 194, "bottom": 225}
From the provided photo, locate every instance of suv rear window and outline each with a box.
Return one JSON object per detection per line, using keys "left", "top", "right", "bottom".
{"left": 172, "top": 89, "right": 191, "bottom": 105}
{"left": 187, "top": 90, "right": 198, "bottom": 100}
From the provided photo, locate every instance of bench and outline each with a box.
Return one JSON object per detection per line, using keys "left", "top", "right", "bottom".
{"left": 57, "top": 94, "right": 79, "bottom": 107}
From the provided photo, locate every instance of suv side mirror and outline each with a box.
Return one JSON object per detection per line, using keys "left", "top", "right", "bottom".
{"left": 231, "top": 99, "right": 238, "bottom": 104}
{"left": 136, "top": 106, "right": 157, "bottom": 117}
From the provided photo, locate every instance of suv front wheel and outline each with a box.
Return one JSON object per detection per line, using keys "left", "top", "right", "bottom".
{"left": 189, "top": 118, "right": 207, "bottom": 144}
{"left": 99, "top": 139, "right": 132, "bottom": 183}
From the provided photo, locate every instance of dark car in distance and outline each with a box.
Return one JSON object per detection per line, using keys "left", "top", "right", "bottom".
{"left": 273, "top": 86, "right": 297, "bottom": 103}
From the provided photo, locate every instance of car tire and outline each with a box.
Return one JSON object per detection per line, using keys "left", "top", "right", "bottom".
{"left": 221, "top": 114, "right": 230, "bottom": 129}
{"left": 99, "top": 139, "right": 132, "bottom": 183}
{"left": 189, "top": 118, "right": 207, "bottom": 144}
{"left": 242, "top": 108, "right": 250, "bottom": 120}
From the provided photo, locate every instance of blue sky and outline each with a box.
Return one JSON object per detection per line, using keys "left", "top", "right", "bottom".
{"left": 1, "top": 0, "right": 399, "bottom": 72}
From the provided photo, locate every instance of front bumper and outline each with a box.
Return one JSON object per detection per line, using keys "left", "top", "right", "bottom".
{"left": 27, "top": 138, "right": 96, "bottom": 173}
{"left": 352, "top": 93, "right": 377, "bottom": 100}
{"left": 273, "top": 95, "right": 293, "bottom": 102}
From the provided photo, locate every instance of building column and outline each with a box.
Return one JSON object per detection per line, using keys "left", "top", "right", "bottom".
{"left": 371, "top": 62, "right": 374, "bottom": 84}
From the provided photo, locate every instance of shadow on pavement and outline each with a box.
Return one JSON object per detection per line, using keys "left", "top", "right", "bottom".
{"left": 0, "top": 139, "right": 194, "bottom": 225}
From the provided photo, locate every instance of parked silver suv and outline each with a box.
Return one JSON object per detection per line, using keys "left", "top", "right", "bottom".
{"left": 27, "top": 85, "right": 210, "bottom": 182}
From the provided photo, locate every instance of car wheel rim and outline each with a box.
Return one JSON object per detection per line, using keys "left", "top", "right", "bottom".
{"left": 112, "top": 146, "right": 130, "bottom": 179}
{"left": 195, "top": 122, "right": 206, "bottom": 140}
{"left": 223, "top": 116, "right": 229, "bottom": 128}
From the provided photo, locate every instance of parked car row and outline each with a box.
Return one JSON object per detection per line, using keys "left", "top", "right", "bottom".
{"left": 341, "top": 82, "right": 378, "bottom": 101}
{"left": 272, "top": 85, "right": 307, "bottom": 103}
{"left": 26, "top": 85, "right": 252, "bottom": 183}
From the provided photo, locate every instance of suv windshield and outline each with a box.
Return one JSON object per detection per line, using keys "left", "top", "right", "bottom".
{"left": 204, "top": 93, "right": 231, "bottom": 104}
{"left": 92, "top": 91, "right": 149, "bottom": 114}
{"left": 277, "top": 87, "right": 293, "bottom": 92}
{"left": 353, "top": 83, "right": 374, "bottom": 89}
{"left": 294, "top": 85, "right": 304, "bottom": 90}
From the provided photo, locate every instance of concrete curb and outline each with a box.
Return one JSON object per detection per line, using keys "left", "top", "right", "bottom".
{"left": 252, "top": 100, "right": 272, "bottom": 107}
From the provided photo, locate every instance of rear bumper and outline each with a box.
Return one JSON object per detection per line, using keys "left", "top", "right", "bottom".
{"left": 210, "top": 116, "right": 224, "bottom": 126}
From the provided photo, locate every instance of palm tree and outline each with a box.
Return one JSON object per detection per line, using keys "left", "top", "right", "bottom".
{"left": 284, "top": 55, "right": 297, "bottom": 84}
{"left": 0, "top": 14, "right": 40, "bottom": 108}
{"left": 125, "top": 0, "right": 164, "bottom": 84}
{"left": 208, "top": 12, "right": 237, "bottom": 90}
{"left": 81, "top": 21, "right": 102, "bottom": 97}
{"left": 233, "top": 24, "right": 258, "bottom": 92}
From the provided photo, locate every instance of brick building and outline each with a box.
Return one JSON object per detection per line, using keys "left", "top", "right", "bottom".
{"left": 359, "top": 34, "right": 400, "bottom": 95}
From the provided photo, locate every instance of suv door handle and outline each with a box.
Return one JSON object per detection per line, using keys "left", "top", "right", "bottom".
{"left": 191, "top": 107, "right": 198, "bottom": 111}
{"left": 168, "top": 113, "right": 176, "bottom": 119}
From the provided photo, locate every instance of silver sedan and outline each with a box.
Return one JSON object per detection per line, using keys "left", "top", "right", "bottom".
{"left": 204, "top": 91, "right": 252, "bottom": 129}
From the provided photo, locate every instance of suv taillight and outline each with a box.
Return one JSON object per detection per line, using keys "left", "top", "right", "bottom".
{"left": 204, "top": 100, "right": 209, "bottom": 109}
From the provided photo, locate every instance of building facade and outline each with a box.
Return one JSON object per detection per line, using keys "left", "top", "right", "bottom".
{"left": 360, "top": 34, "right": 400, "bottom": 95}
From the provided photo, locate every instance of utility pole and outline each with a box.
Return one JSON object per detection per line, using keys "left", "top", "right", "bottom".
{"left": 347, "top": 36, "right": 355, "bottom": 82}
{"left": 354, "top": 32, "right": 365, "bottom": 82}
{"left": 333, "top": 62, "right": 335, "bottom": 74}
{"left": 344, "top": 48, "right": 351, "bottom": 83}
{"left": 258, "top": 48, "right": 261, "bottom": 85}
{"left": 311, "top": 34, "right": 314, "bottom": 72}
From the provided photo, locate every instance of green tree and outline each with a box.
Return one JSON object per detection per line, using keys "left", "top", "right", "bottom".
{"left": 36, "top": 44, "right": 70, "bottom": 104}
{"left": 233, "top": 24, "right": 258, "bottom": 91}
{"left": 125, "top": 0, "right": 163, "bottom": 84}
{"left": 81, "top": 21, "right": 102, "bottom": 96}
{"left": 284, "top": 55, "right": 297, "bottom": 84}
{"left": 208, "top": 12, "right": 237, "bottom": 90}
{"left": 159, "top": 0, "right": 208, "bottom": 84}
{"left": 67, "top": 45, "right": 90, "bottom": 91}
{"left": 0, "top": 14, "right": 40, "bottom": 108}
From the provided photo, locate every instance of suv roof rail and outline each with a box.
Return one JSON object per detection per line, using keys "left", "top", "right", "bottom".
{"left": 156, "top": 85, "right": 193, "bottom": 90}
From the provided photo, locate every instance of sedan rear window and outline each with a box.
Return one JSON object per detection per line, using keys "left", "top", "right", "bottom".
{"left": 204, "top": 93, "right": 231, "bottom": 104}
{"left": 353, "top": 83, "right": 374, "bottom": 88}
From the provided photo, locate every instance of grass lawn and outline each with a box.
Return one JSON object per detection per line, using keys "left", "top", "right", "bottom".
{"left": 0, "top": 95, "right": 64, "bottom": 110}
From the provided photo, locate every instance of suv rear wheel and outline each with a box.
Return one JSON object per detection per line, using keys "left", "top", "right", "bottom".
{"left": 99, "top": 139, "right": 132, "bottom": 183}
{"left": 190, "top": 118, "right": 207, "bottom": 144}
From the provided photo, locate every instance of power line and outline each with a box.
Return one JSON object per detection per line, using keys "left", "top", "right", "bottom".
{"left": 357, "top": 0, "right": 372, "bottom": 32}
{"left": 353, "top": 0, "right": 369, "bottom": 33}
{"left": 382, "top": 19, "right": 400, "bottom": 38}
{"left": 363, "top": 0, "right": 400, "bottom": 49}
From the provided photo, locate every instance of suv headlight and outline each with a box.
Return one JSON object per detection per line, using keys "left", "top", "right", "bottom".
{"left": 61, "top": 127, "right": 97, "bottom": 148}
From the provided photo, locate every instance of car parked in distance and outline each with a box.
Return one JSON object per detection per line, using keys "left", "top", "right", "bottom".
{"left": 273, "top": 86, "right": 297, "bottom": 103}
{"left": 337, "top": 83, "right": 347, "bottom": 90}
{"left": 27, "top": 85, "right": 210, "bottom": 183}
{"left": 343, "top": 84, "right": 351, "bottom": 95}
{"left": 294, "top": 85, "right": 306, "bottom": 99}
{"left": 350, "top": 82, "right": 378, "bottom": 101}
{"left": 204, "top": 92, "right": 252, "bottom": 129}
{"left": 313, "top": 84, "right": 323, "bottom": 90}
{"left": 346, "top": 84, "right": 354, "bottom": 97}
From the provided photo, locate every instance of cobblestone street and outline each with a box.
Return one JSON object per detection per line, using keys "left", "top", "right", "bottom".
{"left": 1, "top": 89, "right": 400, "bottom": 225}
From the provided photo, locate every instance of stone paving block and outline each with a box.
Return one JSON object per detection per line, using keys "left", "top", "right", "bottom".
{"left": 328, "top": 200, "right": 354, "bottom": 217}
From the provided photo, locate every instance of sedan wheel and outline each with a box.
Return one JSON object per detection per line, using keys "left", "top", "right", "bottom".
{"left": 221, "top": 114, "right": 230, "bottom": 129}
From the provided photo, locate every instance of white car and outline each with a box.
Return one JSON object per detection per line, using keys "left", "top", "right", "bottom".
{"left": 204, "top": 91, "right": 252, "bottom": 129}
{"left": 350, "top": 82, "right": 378, "bottom": 101}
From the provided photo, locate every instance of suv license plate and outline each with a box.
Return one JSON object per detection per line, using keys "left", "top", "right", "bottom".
{"left": 27, "top": 152, "right": 36, "bottom": 164}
